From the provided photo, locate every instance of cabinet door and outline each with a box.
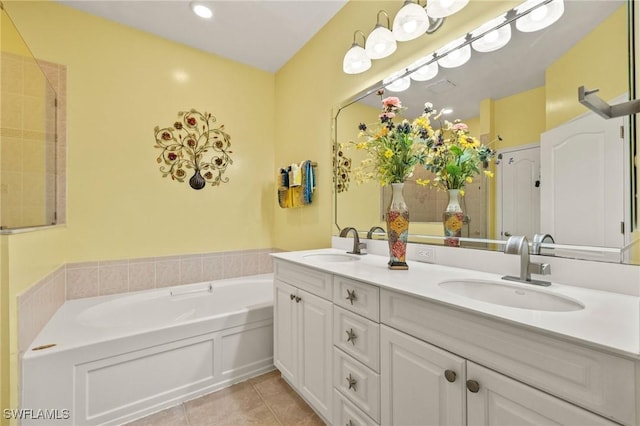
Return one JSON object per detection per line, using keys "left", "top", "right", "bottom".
{"left": 274, "top": 279, "right": 297, "bottom": 384}
{"left": 297, "top": 289, "right": 333, "bottom": 421}
{"left": 466, "top": 362, "right": 619, "bottom": 426}
{"left": 381, "top": 325, "right": 466, "bottom": 426}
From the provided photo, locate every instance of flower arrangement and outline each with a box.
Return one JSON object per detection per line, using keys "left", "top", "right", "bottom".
{"left": 352, "top": 95, "right": 431, "bottom": 186}
{"left": 351, "top": 95, "right": 496, "bottom": 192}
{"left": 417, "top": 103, "right": 497, "bottom": 195}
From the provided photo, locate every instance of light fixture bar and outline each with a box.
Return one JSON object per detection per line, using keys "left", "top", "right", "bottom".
{"left": 377, "top": 0, "right": 556, "bottom": 91}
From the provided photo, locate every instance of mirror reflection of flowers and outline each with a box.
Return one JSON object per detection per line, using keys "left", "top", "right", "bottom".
{"left": 417, "top": 103, "right": 498, "bottom": 196}
{"left": 352, "top": 95, "right": 430, "bottom": 186}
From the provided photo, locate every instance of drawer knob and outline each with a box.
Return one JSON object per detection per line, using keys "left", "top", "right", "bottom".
{"left": 444, "top": 369, "right": 457, "bottom": 383}
{"left": 346, "top": 289, "right": 357, "bottom": 305}
{"left": 466, "top": 380, "right": 480, "bottom": 393}
{"left": 290, "top": 294, "right": 295, "bottom": 300}
{"left": 346, "top": 328, "right": 357, "bottom": 345}
{"left": 295, "top": 296, "right": 301, "bottom": 303}
{"left": 346, "top": 373, "right": 357, "bottom": 391}
{"left": 346, "top": 421, "right": 354, "bottom": 426}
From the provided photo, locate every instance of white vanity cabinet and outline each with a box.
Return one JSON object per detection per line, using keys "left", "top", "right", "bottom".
{"left": 381, "top": 325, "right": 618, "bottom": 426}
{"left": 273, "top": 261, "right": 333, "bottom": 422}
{"left": 273, "top": 256, "right": 637, "bottom": 426}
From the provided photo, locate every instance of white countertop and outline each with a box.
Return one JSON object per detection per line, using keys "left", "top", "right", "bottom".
{"left": 272, "top": 248, "right": 640, "bottom": 359}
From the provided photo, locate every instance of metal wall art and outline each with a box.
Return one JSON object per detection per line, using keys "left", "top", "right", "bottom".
{"left": 154, "top": 109, "right": 232, "bottom": 190}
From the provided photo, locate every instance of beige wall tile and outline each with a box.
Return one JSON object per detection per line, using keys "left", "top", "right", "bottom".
{"left": 1, "top": 91, "right": 23, "bottom": 129}
{"left": 66, "top": 266, "right": 99, "bottom": 299}
{"left": 99, "top": 264, "right": 129, "bottom": 295}
{"left": 242, "top": 252, "right": 261, "bottom": 276}
{"left": 129, "top": 261, "right": 156, "bottom": 292}
{"left": 202, "top": 254, "right": 224, "bottom": 281}
{"left": 156, "top": 257, "right": 180, "bottom": 288}
{"left": 222, "top": 253, "right": 243, "bottom": 279}
{"left": 180, "top": 255, "right": 203, "bottom": 285}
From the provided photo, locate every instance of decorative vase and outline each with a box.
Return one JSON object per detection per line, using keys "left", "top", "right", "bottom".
{"left": 386, "top": 182, "right": 409, "bottom": 270}
{"left": 189, "top": 170, "right": 206, "bottom": 190}
{"left": 443, "top": 188, "right": 464, "bottom": 247}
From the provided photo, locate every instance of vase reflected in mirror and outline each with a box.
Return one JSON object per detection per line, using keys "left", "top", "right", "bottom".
{"left": 443, "top": 189, "right": 464, "bottom": 247}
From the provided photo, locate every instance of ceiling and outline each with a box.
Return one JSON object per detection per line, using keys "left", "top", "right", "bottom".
{"left": 357, "top": 0, "right": 626, "bottom": 120}
{"left": 55, "top": 0, "right": 349, "bottom": 73}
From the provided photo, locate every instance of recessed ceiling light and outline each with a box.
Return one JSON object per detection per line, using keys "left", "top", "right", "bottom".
{"left": 190, "top": 2, "right": 213, "bottom": 19}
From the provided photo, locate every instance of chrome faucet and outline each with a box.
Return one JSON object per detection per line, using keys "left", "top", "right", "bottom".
{"left": 339, "top": 227, "right": 367, "bottom": 255}
{"left": 502, "top": 235, "right": 551, "bottom": 286}
{"left": 367, "top": 226, "right": 386, "bottom": 239}
{"left": 532, "top": 233, "right": 555, "bottom": 255}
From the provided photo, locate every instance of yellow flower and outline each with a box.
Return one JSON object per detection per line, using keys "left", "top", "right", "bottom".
{"left": 416, "top": 178, "right": 431, "bottom": 186}
{"left": 459, "top": 189, "right": 465, "bottom": 196}
{"left": 484, "top": 170, "right": 495, "bottom": 178}
{"left": 384, "top": 148, "right": 394, "bottom": 159}
{"left": 355, "top": 142, "right": 367, "bottom": 149}
{"left": 465, "top": 176, "right": 473, "bottom": 184}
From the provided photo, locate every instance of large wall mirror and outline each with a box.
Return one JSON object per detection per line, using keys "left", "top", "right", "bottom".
{"left": 0, "top": 4, "right": 62, "bottom": 231}
{"left": 334, "top": 0, "right": 639, "bottom": 264}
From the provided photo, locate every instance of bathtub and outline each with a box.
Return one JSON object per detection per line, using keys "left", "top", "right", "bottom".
{"left": 21, "top": 274, "right": 275, "bottom": 426}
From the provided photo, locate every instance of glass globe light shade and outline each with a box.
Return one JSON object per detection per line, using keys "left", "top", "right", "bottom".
{"left": 383, "top": 73, "right": 411, "bottom": 92}
{"left": 471, "top": 15, "right": 511, "bottom": 52}
{"left": 437, "top": 38, "right": 471, "bottom": 68}
{"left": 515, "top": 0, "right": 564, "bottom": 32}
{"left": 190, "top": 2, "right": 213, "bottom": 19}
{"left": 343, "top": 44, "right": 372, "bottom": 74}
{"left": 365, "top": 25, "right": 397, "bottom": 59}
{"left": 409, "top": 57, "right": 438, "bottom": 81}
{"left": 392, "top": 2, "right": 430, "bottom": 42}
{"left": 426, "top": 0, "right": 470, "bottom": 18}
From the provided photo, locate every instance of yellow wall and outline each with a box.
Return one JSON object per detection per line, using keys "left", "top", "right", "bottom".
{"left": 2, "top": 0, "right": 276, "bottom": 413}
{"left": 546, "top": 6, "right": 628, "bottom": 130}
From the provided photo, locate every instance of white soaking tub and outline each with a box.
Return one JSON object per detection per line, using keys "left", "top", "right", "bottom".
{"left": 21, "top": 274, "right": 275, "bottom": 426}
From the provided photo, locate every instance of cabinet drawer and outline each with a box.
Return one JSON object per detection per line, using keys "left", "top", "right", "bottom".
{"left": 381, "top": 289, "right": 637, "bottom": 426}
{"left": 273, "top": 259, "right": 332, "bottom": 300}
{"left": 334, "top": 306, "right": 380, "bottom": 371}
{"left": 333, "top": 276, "right": 380, "bottom": 321}
{"left": 334, "top": 389, "right": 379, "bottom": 426}
{"left": 334, "top": 348, "right": 380, "bottom": 423}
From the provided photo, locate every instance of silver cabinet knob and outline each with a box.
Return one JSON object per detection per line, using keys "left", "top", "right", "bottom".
{"left": 346, "top": 289, "right": 357, "bottom": 305}
{"left": 295, "top": 296, "right": 301, "bottom": 303}
{"left": 346, "top": 328, "right": 357, "bottom": 345}
{"left": 346, "top": 373, "right": 357, "bottom": 391}
{"left": 289, "top": 294, "right": 295, "bottom": 300}
{"left": 466, "top": 380, "right": 480, "bottom": 393}
{"left": 444, "top": 369, "right": 457, "bottom": 383}
{"left": 504, "top": 231, "right": 512, "bottom": 237}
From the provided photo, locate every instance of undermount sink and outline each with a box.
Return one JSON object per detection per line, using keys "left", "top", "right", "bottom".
{"left": 302, "top": 253, "right": 361, "bottom": 263}
{"left": 438, "top": 280, "right": 585, "bottom": 312}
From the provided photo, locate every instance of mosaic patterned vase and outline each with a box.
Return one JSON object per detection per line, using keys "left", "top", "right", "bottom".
{"left": 443, "top": 188, "right": 464, "bottom": 247}
{"left": 386, "top": 182, "right": 409, "bottom": 270}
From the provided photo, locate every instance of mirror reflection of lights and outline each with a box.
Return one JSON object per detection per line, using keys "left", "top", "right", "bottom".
{"left": 441, "top": 108, "right": 453, "bottom": 114}
{"left": 190, "top": 2, "right": 213, "bottom": 19}
{"left": 409, "top": 57, "right": 438, "bottom": 82}
{"left": 384, "top": 73, "right": 411, "bottom": 92}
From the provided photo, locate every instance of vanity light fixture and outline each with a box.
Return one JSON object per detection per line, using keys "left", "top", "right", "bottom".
{"left": 409, "top": 55, "right": 439, "bottom": 81}
{"left": 515, "top": 0, "right": 564, "bottom": 32}
{"left": 365, "top": 10, "right": 397, "bottom": 60}
{"left": 383, "top": 72, "right": 411, "bottom": 92}
{"left": 392, "top": 0, "right": 431, "bottom": 42}
{"left": 190, "top": 1, "right": 213, "bottom": 19}
{"left": 437, "top": 37, "right": 471, "bottom": 68}
{"left": 343, "top": 30, "right": 372, "bottom": 74}
{"left": 471, "top": 14, "right": 511, "bottom": 52}
{"left": 426, "top": 0, "right": 470, "bottom": 19}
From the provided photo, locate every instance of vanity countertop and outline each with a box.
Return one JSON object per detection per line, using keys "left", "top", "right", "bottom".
{"left": 272, "top": 248, "right": 640, "bottom": 359}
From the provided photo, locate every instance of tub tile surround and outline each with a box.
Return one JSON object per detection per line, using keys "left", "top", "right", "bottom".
{"left": 17, "top": 248, "right": 278, "bottom": 353}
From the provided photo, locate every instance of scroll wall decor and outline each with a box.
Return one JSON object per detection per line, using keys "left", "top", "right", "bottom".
{"left": 154, "top": 109, "right": 232, "bottom": 190}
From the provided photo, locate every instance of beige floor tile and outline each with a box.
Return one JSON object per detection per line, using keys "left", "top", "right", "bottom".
{"left": 259, "top": 387, "right": 324, "bottom": 425}
{"left": 124, "top": 405, "right": 187, "bottom": 426}
{"left": 188, "top": 402, "right": 279, "bottom": 426}
{"left": 184, "top": 382, "right": 266, "bottom": 426}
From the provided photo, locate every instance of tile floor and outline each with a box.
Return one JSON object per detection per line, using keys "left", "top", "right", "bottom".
{"left": 125, "top": 369, "right": 325, "bottom": 426}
